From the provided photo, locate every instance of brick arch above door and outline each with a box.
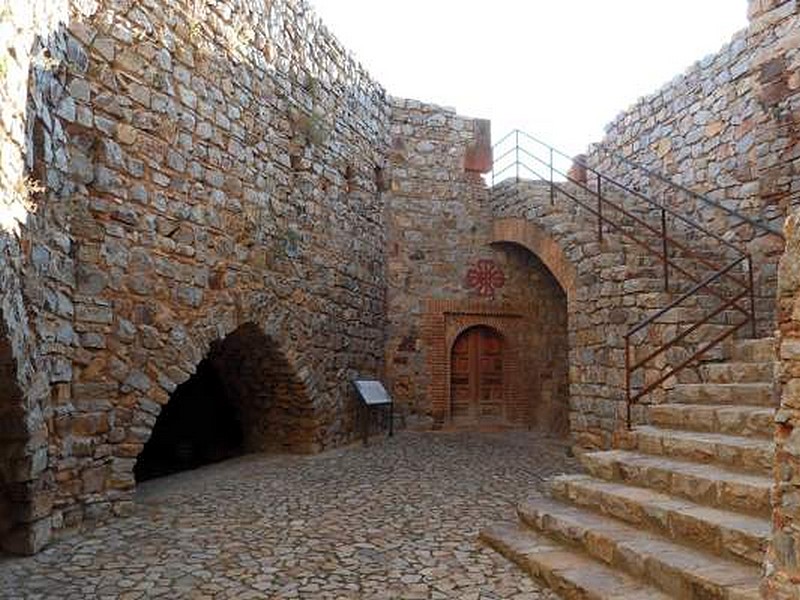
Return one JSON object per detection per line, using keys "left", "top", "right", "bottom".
{"left": 423, "top": 299, "right": 525, "bottom": 428}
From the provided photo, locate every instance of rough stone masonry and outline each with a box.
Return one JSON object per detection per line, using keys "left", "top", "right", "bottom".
{"left": 2, "top": 1, "right": 800, "bottom": 598}
{"left": 1, "top": 0, "right": 394, "bottom": 554}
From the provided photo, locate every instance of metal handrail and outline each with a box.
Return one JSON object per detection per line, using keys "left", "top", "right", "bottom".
{"left": 494, "top": 135, "right": 751, "bottom": 294}
{"left": 495, "top": 130, "right": 748, "bottom": 255}
{"left": 491, "top": 129, "right": 757, "bottom": 430}
{"left": 626, "top": 256, "right": 749, "bottom": 338}
{"left": 594, "top": 145, "right": 785, "bottom": 240}
{"left": 550, "top": 167, "right": 751, "bottom": 309}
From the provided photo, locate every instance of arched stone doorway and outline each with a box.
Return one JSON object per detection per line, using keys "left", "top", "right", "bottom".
{"left": 488, "top": 218, "right": 572, "bottom": 437}
{"left": 0, "top": 326, "right": 25, "bottom": 550}
{"left": 134, "top": 357, "right": 244, "bottom": 481}
{"left": 450, "top": 325, "right": 505, "bottom": 425}
{"left": 134, "top": 322, "right": 316, "bottom": 482}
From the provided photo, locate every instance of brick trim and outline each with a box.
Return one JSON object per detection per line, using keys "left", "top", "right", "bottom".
{"left": 423, "top": 298, "right": 532, "bottom": 427}
{"left": 491, "top": 218, "right": 576, "bottom": 303}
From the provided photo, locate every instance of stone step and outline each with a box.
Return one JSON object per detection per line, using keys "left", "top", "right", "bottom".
{"left": 518, "top": 497, "right": 761, "bottom": 599}
{"left": 699, "top": 361, "right": 774, "bottom": 384}
{"left": 480, "top": 522, "right": 673, "bottom": 600}
{"left": 632, "top": 426, "right": 773, "bottom": 474}
{"left": 581, "top": 450, "right": 772, "bottom": 517}
{"left": 549, "top": 474, "right": 770, "bottom": 565}
{"left": 668, "top": 383, "right": 775, "bottom": 407}
{"left": 731, "top": 338, "right": 775, "bottom": 363}
{"left": 647, "top": 404, "right": 774, "bottom": 439}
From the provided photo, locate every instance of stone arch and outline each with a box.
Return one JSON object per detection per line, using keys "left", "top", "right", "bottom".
{"left": 491, "top": 217, "right": 576, "bottom": 304}
{"left": 489, "top": 216, "right": 574, "bottom": 438}
{"left": 132, "top": 321, "right": 318, "bottom": 482}
{"left": 0, "top": 297, "right": 51, "bottom": 555}
{"left": 0, "top": 322, "right": 29, "bottom": 552}
{"left": 0, "top": 323, "right": 24, "bottom": 539}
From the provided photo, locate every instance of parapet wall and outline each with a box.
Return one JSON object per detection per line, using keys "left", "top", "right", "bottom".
{"left": 593, "top": 31, "right": 758, "bottom": 220}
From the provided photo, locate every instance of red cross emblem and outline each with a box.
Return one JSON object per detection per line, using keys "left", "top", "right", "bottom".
{"left": 466, "top": 260, "right": 505, "bottom": 297}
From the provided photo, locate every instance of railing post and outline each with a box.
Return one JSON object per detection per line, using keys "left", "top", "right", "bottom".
{"left": 625, "top": 336, "right": 632, "bottom": 430}
{"left": 549, "top": 147, "right": 554, "bottom": 205}
{"left": 597, "top": 174, "right": 603, "bottom": 243}
{"left": 661, "top": 208, "right": 669, "bottom": 292}
{"left": 748, "top": 254, "right": 756, "bottom": 338}
{"left": 515, "top": 130, "right": 520, "bottom": 184}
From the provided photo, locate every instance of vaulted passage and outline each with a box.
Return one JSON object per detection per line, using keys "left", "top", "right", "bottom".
{"left": 0, "top": 328, "right": 23, "bottom": 547}
{"left": 134, "top": 323, "right": 316, "bottom": 482}
{"left": 497, "top": 242, "right": 569, "bottom": 436}
{"left": 133, "top": 359, "right": 244, "bottom": 482}
{"left": 433, "top": 242, "right": 570, "bottom": 434}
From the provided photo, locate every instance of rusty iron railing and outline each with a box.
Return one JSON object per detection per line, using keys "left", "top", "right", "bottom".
{"left": 593, "top": 145, "right": 784, "bottom": 240}
{"left": 491, "top": 129, "right": 779, "bottom": 429}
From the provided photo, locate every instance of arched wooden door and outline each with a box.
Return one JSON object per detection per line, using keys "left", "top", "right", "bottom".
{"left": 450, "top": 326, "right": 505, "bottom": 425}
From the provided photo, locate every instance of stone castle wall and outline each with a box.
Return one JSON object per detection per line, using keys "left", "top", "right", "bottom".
{"left": 756, "top": 0, "right": 800, "bottom": 596}
{"left": 586, "top": 14, "right": 791, "bottom": 335}
{"left": 593, "top": 1, "right": 800, "bottom": 596}
{"left": 489, "top": 181, "right": 719, "bottom": 451}
{"left": 1, "top": 0, "right": 394, "bottom": 553}
{"left": 385, "top": 99, "right": 569, "bottom": 433}
{"left": 0, "top": 0, "right": 76, "bottom": 554}
{"left": 0, "top": 0, "right": 519, "bottom": 554}
{"left": 3, "top": 5, "right": 799, "bottom": 591}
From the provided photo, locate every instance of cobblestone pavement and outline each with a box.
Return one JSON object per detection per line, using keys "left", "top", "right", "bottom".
{"left": 1, "top": 431, "right": 578, "bottom": 599}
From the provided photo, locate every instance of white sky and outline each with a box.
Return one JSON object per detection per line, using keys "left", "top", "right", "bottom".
{"left": 310, "top": 1, "right": 748, "bottom": 156}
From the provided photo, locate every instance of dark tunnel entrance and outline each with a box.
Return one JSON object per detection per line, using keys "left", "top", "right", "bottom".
{"left": 133, "top": 322, "right": 318, "bottom": 483}
{"left": 133, "top": 359, "right": 244, "bottom": 482}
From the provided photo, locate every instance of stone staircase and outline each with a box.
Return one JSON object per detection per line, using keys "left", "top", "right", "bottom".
{"left": 481, "top": 336, "right": 776, "bottom": 599}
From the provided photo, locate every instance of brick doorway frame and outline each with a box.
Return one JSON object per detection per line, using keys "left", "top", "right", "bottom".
{"left": 423, "top": 299, "right": 527, "bottom": 427}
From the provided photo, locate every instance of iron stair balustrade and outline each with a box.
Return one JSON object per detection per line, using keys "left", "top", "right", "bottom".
{"left": 491, "top": 129, "right": 756, "bottom": 430}
{"left": 593, "top": 144, "right": 785, "bottom": 241}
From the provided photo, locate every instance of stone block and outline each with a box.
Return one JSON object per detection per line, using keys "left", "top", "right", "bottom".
{"left": 1, "top": 518, "right": 52, "bottom": 555}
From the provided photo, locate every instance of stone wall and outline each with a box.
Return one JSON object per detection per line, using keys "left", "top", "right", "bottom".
{"left": 490, "top": 178, "right": 753, "bottom": 451}
{"left": 1, "top": 0, "right": 392, "bottom": 552}
{"left": 587, "top": 12, "right": 791, "bottom": 335}
{"left": 0, "top": 0, "right": 78, "bottom": 554}
{"left": 385, "top": 99, "right": 569, "bottom": 432}
{"left": 771, "top": 207, "right": 800, "bottom": 598}
{"left": 754, "top": 1, "right": 800, "bottom": 596}
{"left": 490, "top": 182, "right": 646, "bottom": 450}
{"left": 4, "top": 0, "right": 794, "bottom": 566}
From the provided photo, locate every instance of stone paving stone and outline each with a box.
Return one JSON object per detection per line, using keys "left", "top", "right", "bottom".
{"left": 0, "top": 431, "right": 577, "bottom": 599}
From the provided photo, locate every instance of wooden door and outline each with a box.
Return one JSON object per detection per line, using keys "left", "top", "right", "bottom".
{"left": 450, "top": 327, "right": 505, "bottom": 424}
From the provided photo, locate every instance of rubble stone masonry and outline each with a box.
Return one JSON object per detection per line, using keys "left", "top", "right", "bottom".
{"left": 755, "top": 1, "right": 800, "bottom": 596}
{"left": 588, "top": 1, "right": 799, "bottom": 335}
{"left": 385, "top": 99, "right": 569, "bottom": 433}
{"left": 1, "top": 0, "right": 74, "bottom": 555}
{"left": 1, "top": 0, "right": 393, "bottom": 553}
{"left": 4, "top": 8, "right": 800, "bottom": 600}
